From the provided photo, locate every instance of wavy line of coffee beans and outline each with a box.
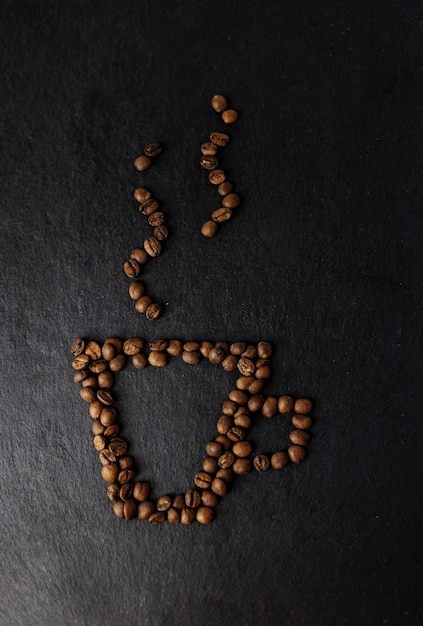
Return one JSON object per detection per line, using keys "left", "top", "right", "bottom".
{"left": 71, "top": 337, "right": 313, "bottom": 525}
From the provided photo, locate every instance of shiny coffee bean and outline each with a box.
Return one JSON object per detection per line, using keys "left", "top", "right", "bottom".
{"left": 196, "top": 506, "right": 214, "bottom": 524}
{"left": 262, "top": 397, "right": 278, "bottom": 419}
{"left": 212, "top": 207, "right": 232, "bottom": 222}
{"left": 123, "top": 338, "right": 144, "bottom": 355}
{"left": 254, "top": 454, "right": 270, "bottom": 471}
{"left": 200, "top": 155, "right": 219, "bottom": 170}
{"left": 288, "top": 445, "right": 306, "bottom": 463}
{"left": 232, "top": 441, "right": 253, "bottom": 458}
{"left": 145, "top": 303, "right": 163, "bottom": 320}
{"left": 291, "top": 414, "right": 313, "bottom": 430}
{"left": 194, "top": 472, "right": 213, "bottom": 489}
{"left": 222, "top": 193, "right": 241, "bottom": 209}
{"left": 144, "top": 236, "right": 161, "bottom": 257}
{"left": 294, "top": 398, "right": 313, "bottom": 414}
{"left": 289, "top": 430, "right": 311, "bottom": 446}
{"left": 144, "top": 142, "right": 162, "bottom": 157}
{"left": 133, "top": 155, "right": 151, "bottom": 171}
{"left": 185, "top": 489, "right": 201, "bottom": 508}
{"left": 148, "top": 351, "right": 167, "bottom": 367}
{"left": 270, "top": 451, "right": 290, "bottom": 470}
{"left": 217, "top": 181, "right": 233, "bottom": 196}
{"left": 232, "top": 458, "right": 251, "bottom": 475}
{"left": 134, "top": 187, "right": 151, "bottom": 203}
{"left": 221, "top": 109, "right": 238, "bottom": 124}
{"left": 201, "top": 141, "right": 218, "bottom": 155}
{"left": 208, "top": 170, "right": 226, "bottom": 185}
{"left": 211, "top": 94, "right": 227, "bottom": 113}
{"left": 138, "top": 501, "right": 156, "bottom": 520}
{"left": 157, "top": 495, "right": 172, "bottom": 511}
{"left": 133, "top": 481, "right": 151, "bottom": 502}
{"left": 132, "top": 353, "right": 148, "bottom": 369}
{"left": 135, "top": 295, "right": 153, "bottom": 314}
{"left": 210, "top": 132, "right": 229, "bottom": 147}
{"left": 167, "top": 339, "right": 183, "bottom": 356}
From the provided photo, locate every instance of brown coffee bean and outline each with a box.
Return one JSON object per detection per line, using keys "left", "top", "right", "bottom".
{"left": 248, "top": 394, "right": 264, "bottom": 413}
{"left": 123, "top": 338, "right": 144, "bottom": 355}
{"left": 229, "top": 389, "right": 248, "bottom": 405}
{"left": 134, "top": 155, "right": 151, "bottom": 171}
{"left": 294, "top": 398, "right": 313, "bottom": 415}
{"left": 73, "top": 368, "right": 89, "bottom": 384}
{"left": 289, "top": 430, "right": 311, "bottom": 446}
{"left": 71, "top": 338, "right": 85, "bottom": 357}
{"left": 100, "top": 406, "right": 117, "bottom": 427}
{"left": 262, "top": 397, "right": 278, "bottom": 419}
{"left": 202, "top": 456, "right": 218, "bottom": 473}
{"left": 146, "top": 303, "right": 163, "bottom": 320}
{"left": 123, "top": 499, "right": 137, "bottom": 520}
{"left": 217, "top": 415, "right": 233, "bottom": 435}
{"left": 148, "top": 211, "right": 165, "bottom": 227}
{"left": 256, "top": 358, "right": 270, "bottom": 369}
{"left": 200, "top": 155, "right": 219, "bottom": 170}
{"left": 148, "top": 351, "right": 167, "bottom": 367}
{"left": 183, "top": 341, "right": 200, "bottom": 352}
{"left": 154, "top": 225, "right": 168, "bottom": 241}
{"left": 144, "top": 236, "right": 161, "bottom": 257}
{"left": 181, "top": 507, "right": 196, "bottom": 525}
{"left": 210, "top": 132, "right": 229, "bottom": 147}
{"left": 123, "top": 258, "right": 140, "bottom": 278}
{"left": 138, "top": 500, "right": 156, "bottom": 520}
{"left": 104, "top": 424, "right": 120, "bottom": 438}
{"left": 89, "top": 400, "right": 103, "bottom": 419}
{"left": 271, "top": 451, "right": 290, "bottom": 470}
{"left": 131, "top": 248, "right": 149, "bottom": 265}
{"left": 97, "top": 371, "right": 113, "bottom": 389}
{"left": 72, "top": 354, "right": 90, "bottom": 370}
{"left": 80, "top": 387, "right": 96, "bottom": 402}
{"left": 222, "top": 193, "right": 241, "bottom": 209}
{"left": 211, "top": 94, "right": 227, "bottom": 113}
{"left": 149, "top": 339, "right": 168, "bottom": 351}
{"left": 144, "top": 142, "right": 162, "bottom": 157}
{"left": 92, "top": 420, "right": 104, "bottom": 435}
{"left": 222, "top": 399, "right": 238, "bottom": 416}
{"left": 201, "top": 220, "right": 218, "bottom": 238}
{"left": 196, "top": 506, "right": 214, "bottom": 524}
{"left": 99, "top": 449, "right": 117, "bottom": 465}
{"left": 236, "top": 376, "right": 251, "bottom": 390}
{"left": 167, "top": 508, "right": 181, "bottom": 524}
{"left": 212, "top": 207, "right": 232, "bottom": 222}
{"left": 172, "top": 495, "right": 185, "bottom": 510}
{"left": 135, "top": 295, "right": 153, "bottom": 313}
{"left": 93, "top": 434, "right": 107, "bottom": 451}
{"left": 118, "top": 455, "right": 133, "bottom": 470}
{"left": 218, "top": 451, "right": 235, "bottom": 469}
{"left": 278, "top": 395, "right": 294, "bottom": 413}
{"left": 237, "top": 357, "right": 256, "bottom": 376}
{"left": 227, "top": 426, "right": 245, "bottom": 442}
{"left": 201, "top": 141, "right": 218, "bottom": 155}
{"left": 205, "top": 441, "right": 224, "bottom": 457}
{"left": 232, "top": 458, "right": 251, "bottom": 475}
{"left": 132, "top": 353, "right": 148, "bottom": 369}
{"left": 139, "top": 198, "right": 159, "bottom": 216}
{"left": 113, "top": 501, "right": 124, "bottom": 519}
{"left": 254, "top": 454, "right": 270, "bottom": 472}
{"left": 133, "top": 481, "right": 151, "bottom": 502}
{"left": 101, "top": 342, "right": 116, "bottom": 361}
{"left": 232, "top": 441, "right": 253, "bottom": 458}
{"left": 198, "top": 341, "right": 212, "bottom": 358}
{"left": 221, "top": 355, "right": 238, "bottom": 372}
{"left": 109, "top": 438, "right": 128, "bottom": 457}
{"left": 85, "top": 341, "right": 102, "bottom": 360}
{"left": 182, "top": 350, "right": 201, "bottom": 365}
{"left": 216, "top": 468, "right": 233, "bottom": 483}
{"left": 217, "top": 181, "right": 233, "bottom": 196}
{"left": 291, "top": 414, "right": 313, "bottom": 430}
{"left": 149, "top": 511, "right": 167, "bottom": 525}
{"left": 208, "top": 347, "right": 226, "bottom": 364}
{"left": 134, "top": 187, "right": 151, "bottom": 203}
{"left": 255, "top": 365, "right": 272, "bottom": 380}
{"left": 167, "top": 339, "right": 183, "bottom": 356}
{"left": 185, "top": 489, "right": 201, "bottom": 508}
{"left": 194, "top": 472, "right": 213, "bottom": 489}
{"left": 81, "top": 375, "right": 97, "bottom": 390}
{"left": 241, "top": 345, "right": 257, "bottom": 359}
{"left": 208, "top": 170, "right": 226, "bottom": 185}
{"left": 88, "top": 359, "right": 108, "bottom": 374}
{"left": 109, "top": 354, "right": 126, "bottom": 373}
{"left": 101, "top": 463, "right": 119, "bottom": 483}
{"left": 221, "top": 109, "right": 238, "bottom": 124}
{"left": 115, "top": 484, "right": 130, "bottom": 501}
{"left": 257, "top": 341, "right": 272, "bottom": 359}
{"left": 288, "top": 445, "right": 306, "bottom": 463}
{"left": 201, "top": 490, "right": 220, "bottom": 507}
{"left": 106, "top": 483, "right": 120, "bottom": 501}
{"left": 157, "top": 495, "right": 172, "bottom": 511}
{"left": 248, "top": 379, "right": 265, "bottom": 394}
{"left": 215, "top": 435, "right": 231, "bottom": 451}
{"left": 234, "top": 412, "right": 252, "bottom": 429}
{"left": 118, "top": 469, "right": 135, "bottom": 484}
{"left": 229, "top": 341, "right": 246, "bottom": 355}
{"left": 104, "top": 337, "right": 123, "bottom": 353}
{"left": 211, "top": 477, "right": 227, "bottom": 496}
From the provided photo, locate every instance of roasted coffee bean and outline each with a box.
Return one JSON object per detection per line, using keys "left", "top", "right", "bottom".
{"left": 232, "top": 441, "right": 253, "bottom": 458}
{"left": 172, "top": 495, "right": 185, "bottom": 510}
{"left": 113, "top": 501, "right": 124, "bottom": 519}
{"left": 167, "top": 508, "right": 181, "bottom": 524}
{"left": 255, "top": 365, "right": 272, "bottom": 380}
{"left": 221, "top": 400, "right": 238, "bottom": 416}
{"left": 222, "top": 193, "right": 241, "bottom": 209}
{"left": 97, "top": 369, "right": 112, "bottom": 388}
{"left": 212, "top": 207, "right": 232, "bottom": 222}
{"left": 109, "top": 438, "right": 128, "bottom": 457}
{"left": 130, "top": 248, "right": 149, "bottom": 266}
{"left": 216, "top": 468, "right": 233, "bottom": 483}
{"left": 92, "top": 420, "right": 104, "bottom": 435}
{"left": 101, "top": 342, "right": 116, "bottom": 361}
{"left": 210, "top": 132, "right": 229, "bottom": 147}
{"left": 202, "top": 457, "right": 219, "bottom": 473}
{"left": 144, "top": 236, "right": 161, "bottom": 257}
{"left": 101, "top": 463, "right": 119, "bottom": 483}
{"left": 182, "top": 350, "right": 201, "bottom": 365}
{"left": 196, "top": 506, "right": 214, "bottom": 525}
{"left": 149, "top": 511, "right": 166, "bottom": 525}
{"left": 291, "top": 414, "right": 313, "bottom": 430}
{"left": 218, "top": 451, "right": 234, "bottom": 469}
{"left": 123, "top": 338, "right": 144, "bottom": 355}
{"left": 118, "top": 468, "right": 135, "bottom": 485}
{"left": 104, "top": 424, "right": 120, "bottom": 438}
{"left": 230, "top": 341, "right": 247, "bottom": 355}
{"left": 82, "top": 375, "right": 97, "bottom": 389}
{"left": 119, "top": 483, "right": 134, "bottom": 501}
{"left": 132, "top": 353, "right": 148, "bottom": 369}
{"left": 133, "top": 481, "right": 151, "bottom": 502}
{"left": 181, "top": 507, "right": 196, "bottom": 525}
{"left": 157, "top": 495, "right": 172, "bottom": 511}
{"left": 234, "top": 413, "right": 252, "bottom": 429}
{"left": 237, "top": 357, "right": 256, "bottom": 376}
{"left": 205, "top": 441, "right": 224, "bottom": 457}
{"left": 248, "top": 379, "right": 265, "bottom": 394}
{"left": 217, "top": 415, "right": 233, "bottom": 435}
{"left": 229, "top": 389, "right": 249, "bottom": 405}
{"left": 294, "top": 398, "right": 313, "bottom": 415}
{"left": 211, "top": 477, "right": 227, "bottom": 496}
{"left": 257, "top": 341, "right": 272, "bottom": 359}
{"left": 208, "top": 170, "right": 226, "bottom": 185}
{"left": 215, "top": 339, "right": 229, "bottom": 352}
{"left": 217, "top": 181, "right": 233, "bottom": 196}
{"left": 148, "top": 211, "right": 165, "bottom": 227}
{"left": 241, "top": 344, "right": 257, "bottom": 359}
{"left": 73, "top": 368, "right": 89, "bottom": 383}
{"left": 288, "top": 445, "right": 306, "bottom": 463}
{"left": 194, "top": 472, "right": 213, "bottom": 489}
{"left": 99, "top": 449, "right": 117, "bottom": 465}
{"left": 134, "top": 155, "right": 151, "bottom": 171}
{"left": 201, "top": 490, "right": 220, "bottom": 507}
{"left": 289, "top": 430, "right": 311, "bottom": 446}
{"left": 148, "top": 351, "right": 167, "bottom": 367}
{"left": 134, "top": 187, "right": 151, "bottom": 203}
{"left": 146, "top": 303, "right": 163, "bottom": 320}
{"left": 227, "top": 426, "right": 245, "bottom": 442}
{"left": 200, "top": 155, "right": 219, "bottom": 170}
{"left": 93, "top": 434, "right": 107, "bottom": 451}
{"left": 248, "top": 394, "right": 264, "bottom": 413}
{"left": 89, "top": 400, "right": 103, "bottom": 419}
{"left": 118, "top": 456, "right": 134, "bottom": 470}
{"left": 106, "top": 483, "right": 120, "bottom": 501}
{"left": 221, "top": 109, "right": 238, "bottom": 124}
{"left": 183, "top": 341, "right": 200, "bottom": 352}
{"left": 71, "top": 338, "right": 85, "bottom": 357}
{"left": 211, "top": 94, "right": 227, "bottom": 113}
{"left": 85, "top": 341, "right": 102, "bottom": 360}
{"left": 256, "top": 358, "right": 270, "bottom": 369}
{"left": 201, "top": 220, "right": 218, "bottom": 237}
{"left": 80, "top": 387, "right": 96, "bottom": 402}
{"left": 72, "top": 354, "right": 90, "bottom": 370}
{"left": 104, "top": 337, "right": 123, "bottom": 352}
{"left": 123, "top": 258, "right": 140, "bottom": 278}
{"left": 236, "top": 376, "right": 252, "bottom": 390}
{"left": 233, "top": 458, "right": 251, "bottom": 475}
{"left": 109, "top": 354, "right": 126, "bottom": 372}
{"left": 138, "top": 500, "right": 156, "bottom": 520}
{"left": 139, "top": 198, "right": 159, "bottom": 216}
{"left": 123, "top": 500, "right": 137, "bottom": 520}
{"left": 215, "top": 435, "right": 231, "bottom": 451}
{"left": 254, "top": 454, "right": 270, "bottom": 472}
{"left": 135, "top": 295, "right": 153, "bottom": 313}
{"left": 271, "top": 451, "right": 290, "bottom": 470}
{"left": 100, "top": 406, "right": 117, "bottom": 427}
{"left": 89, "top": 359, "right": 108, "bottom": 374}
{"left": 278, "top": 395, "right": 294, "bottom": 413}
{"left": 144, "top": 142, "right": 162, "bottom": 157}
{"left": 201, "top": 141, "right": 218, "bottom": 155}
{"left": 154, "top": 225, "right": 168, "bottom": 241}
{"left": 199, "top": 341, "right": 214, "bottom": 358}
{"left": 166, "top": 339, "right": 183, "bottom": 356}
{"left": 221, "top": 355, "right": 238, "bottom": 372}
{"left": 262, "top": 397, "right": 278, "bottom": 419}
{"left": 208, "top": 347, "right": 226, "bottom": 364}
{"left": 185, "top": 489, "right": 201, "bottom": 508}
{"left": 149, "top": 339, "right": 168, "bottom": 351}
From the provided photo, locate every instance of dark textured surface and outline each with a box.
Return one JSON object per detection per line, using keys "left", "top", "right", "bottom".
{"left": 0, "top": 1, "right": 422, "bottom": 625}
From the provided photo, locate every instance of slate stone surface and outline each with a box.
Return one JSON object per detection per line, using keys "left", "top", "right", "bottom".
{"left": 0, "top": 1, "right": 422, "bottom": 625}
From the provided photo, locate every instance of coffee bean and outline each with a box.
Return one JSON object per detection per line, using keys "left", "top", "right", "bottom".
{"left": 133, "top": 481, "right": 151, "bottom": 502}
{"left": 134, "top": 155, "right": 151, "bottom": 171}
{"left": 113, "top": 501, "right": 124, "bottom": 519}
{"left": 217, "top": 181, "right": 233, "bottom": 196}
{"left": 278, "top": 395, "right": 294, "bottom": 413}
{"left": 212, "top": 207, "right": 232, "bottom": 222}
{"left": 196, "top": 506, "right": 214, "bottom": 524}
{"left": 229, "top": 389, "right": 249, "bottom": 405}
{"left": 182, "top": 350, "right": 201, "bottom": 365}
{"left": 92, "top": 420, "right": 104, "bottom": 435}
{"left": 199, "top": 341, "right": 214, "bottom": 358}
{"left": 262, "top": 397, "right": 278, "bottom": 419}
{"left": 185, "top": 489, "right": 201, "bottom": 508}
{"left": 256, "top": 341, "right": 272, "bottom": 359}
{"left": 233, "top": 412, "right": 252, "bottom": 429}
{"left": 227, "top": 426, "right": 245, "bottom": 442}
{"left": 222, "top": 399, "right": 238, "bottom": 416}
{"left": 222, "top": 193, "right": 241, "bottom": 209}
{"left": 138, "top": 500, "right": 156, "bottom": 520}
{"left": 135, "top": 295, "right": 153, "bottom": 313}
{"left": 84, "top": 341, "right": 102, "bottom": 360}
{"left": 183, "top": 341, "right": 200, "bottom": 352}
{"left": 291, "top": 414, "right": 313, "bottom": 430}
{"left": 289, "top": 430, "right": 311, "bottom": 446}
{"left": 80, "top": 387, "right": 96, "bottom": 402}
{"left": 232, "top": 441, "right": 253, "bottom": 458}
{"left": 201, "top": 490, "right": 220, "bottom": 507}
{"left": 154, "top": 225, "right": 168, "bottom": 241}
{"left": 270, "top": 451, "right": 290, "bottom": 470}
{"left": 99, "top": 449, "right": 117, "bottom": 465}
{"left": 200, "top": 155, "right": 219, "bottom": 170}
{"left": 201, "top": 220, "right": 219, "bottom": 237}
{"left": 101, "top": 463, "right": 119, "bottom": 483}
{"left": 145, "top": 303, "right": 163, "bottom": 320}
{"left": 134, "top": 187, "right": 151, "bottom": 203}
{"left": 221, "top": 109, "right": 238, "bottom": 124}
{"left": 167, "top": 508, "right": 181, "bottom": 524}
{"left": 211, "top": 477, "right": 227, "bottom": 496}
{"left": 148, "top": 211, "right": 165, "bottom": 227}
{"left": 218, "top": 451, "right": 234, "bottom": 469}
{"left": 123, "top": 258, "right": 140, "bottom": 278}
{"left": 232, "top": 458, "right": 251, "bottom": 475}
{"left": 93, "top": 434, "right": 107, "bottom": 451}
{"left": 139, "top": 198, "right": 159, "bottom": 216}
{"left": 73, "top": 369, "right": 89, "bottom": 384}
{"left": 202, "top": 457, "right": 219, "bottom": 473}
{"left": 236, "top": 376, "right": 251, "bottom": 390}
{"left": 288, "top": 445, "right": 306, "bottom": 463}
{"left": 255, "top": 365, "right": 272, "bottom": 380}
{"left": 106, "top": 483, "right": 120, "bottom": 501}
{"left": 132, "top": 353, "right": 148, "bottom": 369}
{"left": 294, "top": 398, "right": 313, "bottom": 415}
{"left": 123, "top": 338, "right": 145, "bottom": 355}
{"left": 180, "top": 507, "right": 196, "bottom": 525}
{"left": 248, "top": 379, "right": 265, "bottom": 394}
{"left": 215, "top": 435, "right": 231, "bottom": 451}
{"left": 81, "top": 375, "right": 97, "bottom": 389}
{"left": 166, "top": 339, "right": 183, "bottom": 356}
{"left": 109, "top": 438, "right": 128, "bottom": 457}
{"left": 89, "top": 400, "right": 103, "bottom": 419}
{"left": 131, "top": 248, "right": 149, "bottom": 265}
{"left": 205, "top": 441, "right": 224, "bottom": 457}
{"left": 71, "top": 338, "right": 85, "bottom": 357}
{"left": 109, "top": 354, "right": 126, "bottom": 372}
{"left": 72, "top": 354, "right": 90, "bottom": 370}
{"left": 118, "top": 484, "right": 132, "bottom": 503}
{"left": 100, "top": 406, "right": 117, "bottom": 427}
{"left": 149, "top": 511, "right": 167, "bottom": 524}
{"left": 208, "top": 170, "right": 226, "bottom": 185}
{"left": 211, "top": 94, "right": 227, "bottom": 113}
{"left": 201, "top": 141, "right": 218, "bottom": 155}
{"left": 247, "top": 395, "right": 264, "bottom": 413}
{"left": 149, "top": 339, "right": 168, "bottom": 351}
{"left": 217, "top": 415, "right": 232, "bottom": 435}
{"left": 172, "top": 495, "right": 185, "bottom": 510}
{"left": 194, "top": 472, "right": 213, "bottom": 489}
{"left": 216, "top": 468, "right": 233, "bottom": 483}
{"left": 144, "top": 142, "right": 162, "bottom": 157}
{"left": 104, "top": 424, "right": 120, "bottom": 438}
{"left": 237, "top": 357, "right": 256, "bottom": 376}
{"left": 208, "top": 347, "right": 226, "bottom": 364}
{"left": 89, "top": 359, "right": 108, "bottom": 374}
{"left": 221, "top": 355, "right": 238, "bottom": 372}
{"left": 144, "top": 236, "right": 161, "bottom": 257}
{"left": 104, "top": 337, "right": 123, "bottom": 353}
{"left": 101, "top": 343, "right": 116, "bottom": 361}
{"left": 157, "top": 495, "right": 172, "bottom": 511}
{"left": 118, "top": 469, "right": 136, "bottom": 484}
{"left": 210, "top": 132, "right": 229, "bottom": 147}
{"left": 148, "top": 351, "right": 167, "bottom": 367}
{"left": 254, "top": 454, "right": 270, "bottom": 471}
{"left": 118, "top": 455, "right": 134, "bottom": 470}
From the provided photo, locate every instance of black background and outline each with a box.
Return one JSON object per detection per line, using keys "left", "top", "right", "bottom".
{"left": 1, "top": 1, "right": 422, "bottom": 625}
